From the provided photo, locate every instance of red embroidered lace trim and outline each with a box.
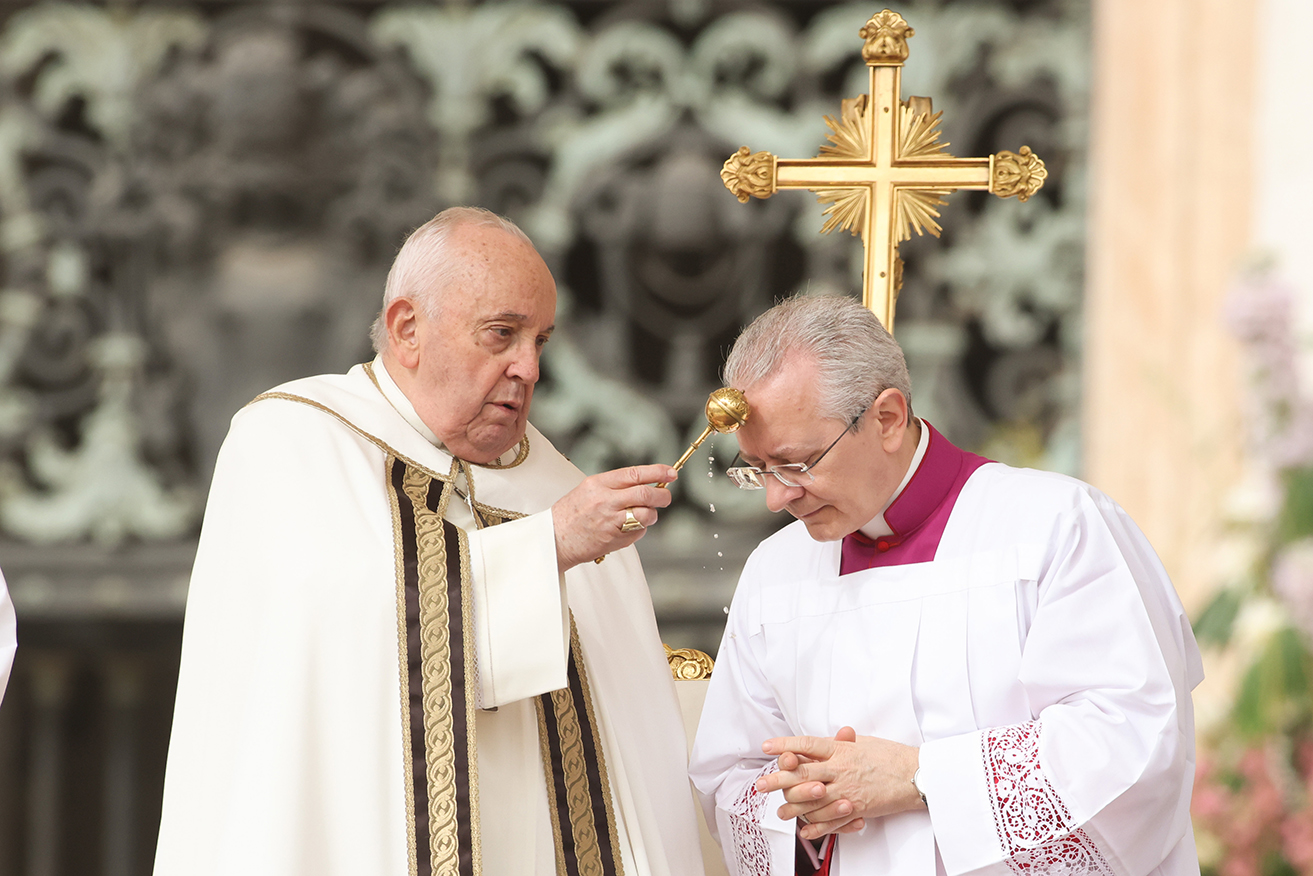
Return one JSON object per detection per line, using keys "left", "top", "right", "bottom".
{"left": 727, "top": 759, "right": 780, "bottom": 876}
{"left": 983, "top": 722, "right": 1115, "bottom": 876}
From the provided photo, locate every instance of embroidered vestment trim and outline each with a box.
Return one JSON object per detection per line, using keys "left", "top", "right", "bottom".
{"left": 535, "top": 618, "right": 626, "bottom": 876}
{"left": 727, "top": 760, "right": 780, "bottom": 876}
{"left": 982, "top": 722, "right": 1115, "bottom": 876}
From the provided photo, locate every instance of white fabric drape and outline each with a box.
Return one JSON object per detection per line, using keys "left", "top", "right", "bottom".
{"left": 0, "top": 567, "right": 14, "bottom": 704}
{"left": 155, "top": 364, "right": 703, "bottom": 876}
{"left": 690, "top": 464, "right": 1203, "bottom": 876}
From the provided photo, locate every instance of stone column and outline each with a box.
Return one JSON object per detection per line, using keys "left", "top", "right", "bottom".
{"left": 25, "top": 655, "right": 72, "bottom": 876}
{"left": 102, "top": 657, "right": 144, "bottom": 876}
{"left": 1084, "top": 0, "right": 1256, "bottom": 608}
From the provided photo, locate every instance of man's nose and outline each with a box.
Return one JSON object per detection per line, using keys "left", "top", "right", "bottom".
{"left": 763, "top": 476, "right": 804, "bottom": 513}
{"left": 507, "top": 341, "right": 541, "bottom": 384}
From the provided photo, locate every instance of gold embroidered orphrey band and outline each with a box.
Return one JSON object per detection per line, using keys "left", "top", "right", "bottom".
{"left": 386, "top": 455, "right": 624, "bottom": 876}
{"left": 535, "top": 620, "right": 626, "bottom": 876}
{"left": 383, "top": 457, "right": 624, "bottom": 876}
{"left": 252, "top": 391, "right": 623, "bottom": 876}
{"left": 389, "top": 457, "right": 481, "bottom": 876}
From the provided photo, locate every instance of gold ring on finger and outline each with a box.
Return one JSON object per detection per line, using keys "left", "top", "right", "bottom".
{"left": 620, "top": 508, "right": 646, "bottom": 533}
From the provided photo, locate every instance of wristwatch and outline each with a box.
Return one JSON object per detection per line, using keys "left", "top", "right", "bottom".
{"left": 911, "top": 768, "right": 928, "bottom": 806}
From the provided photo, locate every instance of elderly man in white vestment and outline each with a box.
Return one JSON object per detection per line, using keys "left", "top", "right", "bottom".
{"left": 689, "top": 296, "right": 1203, "bottom": 876}
{"left": 154, "top": 207, "right": 705, "bottom": 876}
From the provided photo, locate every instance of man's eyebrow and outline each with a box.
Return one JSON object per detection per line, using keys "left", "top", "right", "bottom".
{"left": 741, "top": 444, "right": 809, "bottom": 466}
{"left": 483, "top": 312, "right": 555, "bottom": 334}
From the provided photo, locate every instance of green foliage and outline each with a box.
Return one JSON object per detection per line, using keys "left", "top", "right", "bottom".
{"left": 1234, "top": 626, "right": 1313, "bottom": 737}
{"left": 1264, "top": 848, "right": 1299, "bottom": 876}
{"left": 1195, "top": 588, "right": 1244, "bottom": 646}
{"left": 1279, "top": 467, "right": 1313, "bottom": 544}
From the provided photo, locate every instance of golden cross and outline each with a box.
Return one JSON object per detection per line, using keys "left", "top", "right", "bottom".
{"left": 720, "top": 9, "right": 1047, "bottom": 333}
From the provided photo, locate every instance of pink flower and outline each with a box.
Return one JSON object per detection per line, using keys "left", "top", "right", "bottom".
{"left": 1226, "top": 272, "right": 1313, "bottom": 469}
{"left": 1281, "top": 815, "right": 1313, "bottom": 870}
{"left": 1274, "top": 541, "right": 1313, "bottom": 641}
{"left": 1193, "top": 784, "right": 1229, "bottom": 821}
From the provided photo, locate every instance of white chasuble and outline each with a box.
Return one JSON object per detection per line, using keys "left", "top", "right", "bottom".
{"left": 154, "top": 361, "right": 703, "bottom": 876}
{"left": 689, "top": 424, "right": 1203, "bottom": 876}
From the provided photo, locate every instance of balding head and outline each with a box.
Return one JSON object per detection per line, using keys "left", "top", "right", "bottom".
{"left": 376, "top": 210, "right": 556, "bottom": 463}
{"left": 369, "top": 206, "right": 535, "bottom": 354}
{"left": 724, "top": 294, "right": 912, "bottom": 428}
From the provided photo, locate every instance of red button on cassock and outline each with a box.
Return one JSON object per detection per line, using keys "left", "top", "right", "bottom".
{"left": 876, "top": 540, "right": 891, "bottom": 552}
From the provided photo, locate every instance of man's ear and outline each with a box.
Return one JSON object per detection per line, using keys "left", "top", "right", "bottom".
{"left": 871, "top": 389, "right": 911, "bottom": 452}
{"left": 385, "top": 298, "right": 421, "bottom": 369}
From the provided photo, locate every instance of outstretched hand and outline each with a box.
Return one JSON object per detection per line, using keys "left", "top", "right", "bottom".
{"left": 756, "top": 726, "right": 922, "bottom": 840}
{"left": 552, "top": 464, "right": 678, "bottom": 572}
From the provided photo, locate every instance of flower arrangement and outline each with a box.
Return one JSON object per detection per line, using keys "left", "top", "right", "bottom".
{"left": 1192, "top": 271, "right": 1313, "bottom": 876}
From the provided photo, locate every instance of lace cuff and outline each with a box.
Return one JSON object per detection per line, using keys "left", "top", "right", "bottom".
{"left": 722, "top": 759, "right": 782, "bottom": 876}
{"left": 984, "top": 722, "right": 1115, "bottom": 876}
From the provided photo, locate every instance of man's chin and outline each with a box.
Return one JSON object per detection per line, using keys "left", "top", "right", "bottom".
{"left": 459, "top": 423, "right": 526, "bottom": 464}
{"left": 795, "top": 510, "right": 847, "bottom": 543}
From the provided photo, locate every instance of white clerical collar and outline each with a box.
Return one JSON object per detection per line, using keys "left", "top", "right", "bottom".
{"left": 371, "top": 354, "right": 444, "bottom": 446}
{"left": 369, "top": 355, "right": 525, "bottom": 468}
{"left": 858, "top": 417, "right": 929, "bottom": 540}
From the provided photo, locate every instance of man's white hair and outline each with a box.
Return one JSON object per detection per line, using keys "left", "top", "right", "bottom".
{"left": 723, "top": 294, "right": 912, "bottom": 427}
{"left": 369, "top": 206, "right": 535, "bottom": 353}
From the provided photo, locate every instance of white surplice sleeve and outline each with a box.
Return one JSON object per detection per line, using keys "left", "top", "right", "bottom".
{"left": 466, "top": 511, "right": 569, "bottom": 708}
{"left": 0, "top": 567, "right": 14, "bottom": 704}
{"left": 689, "top": 556, "right": 798, "bottom": 876}
{"left": 918, "top": 486, "right": 1203, "bottom": 876}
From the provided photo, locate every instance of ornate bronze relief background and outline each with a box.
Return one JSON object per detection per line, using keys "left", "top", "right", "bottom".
{"left": 0, "top": 1, "right": 1086, "bottom": 871}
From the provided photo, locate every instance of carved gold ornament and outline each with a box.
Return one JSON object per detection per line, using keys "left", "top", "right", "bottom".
{"left": 718, "top": 8, "right": 1046, "bottom": 334}
{"left": 720, "top": 146, "right": 776, "bottom": 203}
{"left": 817, "top": 188, "right": 869, "bottom": 237}
{"left": 820, "top": 95, "right": 871, "bottom": 162}
{"left": 991, "top": 146, "right": 1049, "bottom": 202}
{"left": 900, "top": 96, "right": 947, "bottom": 159}
{"left": 860, "top": 9, "right": 915, "bottom": 64}
{"left": 664, "top": 644, "right": 715, "bottom": 680}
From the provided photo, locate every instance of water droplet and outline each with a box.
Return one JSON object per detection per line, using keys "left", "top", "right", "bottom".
{"left": 723, "top": 606, "right": 730, "bottom": 615}
{"left": 717, "top": 551, "right": 723, "bottom": 557}
{"left": 707, "top": 471, "right": 714, "bottom": 478}
{"left": 709, "top": 503, "right": 716, "bottom": 513}
{"left": 713, "top": 533, "right": 719, "bottom": 539}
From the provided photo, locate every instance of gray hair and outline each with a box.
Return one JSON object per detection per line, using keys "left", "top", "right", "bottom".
{"left": 369, "top": 206, "right": 535, "bottom": 353}
{"left": 723, "top": 294, "right": 912, "bottom": 426}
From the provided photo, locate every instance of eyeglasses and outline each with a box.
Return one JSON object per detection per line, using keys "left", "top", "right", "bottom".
{"left": 725, "top": 409, "right": 864, "bottom": 491}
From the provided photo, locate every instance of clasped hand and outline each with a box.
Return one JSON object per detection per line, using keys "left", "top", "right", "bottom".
{"left": 755, "top": 727, "right": 922, "bottom": 841}
{"left": 552, "top": 464, "right": 678, "bottom": 572}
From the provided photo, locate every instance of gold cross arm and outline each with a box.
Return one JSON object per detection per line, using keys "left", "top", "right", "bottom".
{"left": 720, "top": 9, "right": 1047, "bottom": 333}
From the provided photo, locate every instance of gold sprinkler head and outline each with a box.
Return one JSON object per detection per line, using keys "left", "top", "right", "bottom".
{"left": 705, "top": 387, "right": 751, "bottom": 434}
{"left": 658, "top": 387, "right": 752, "bottom": 488}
